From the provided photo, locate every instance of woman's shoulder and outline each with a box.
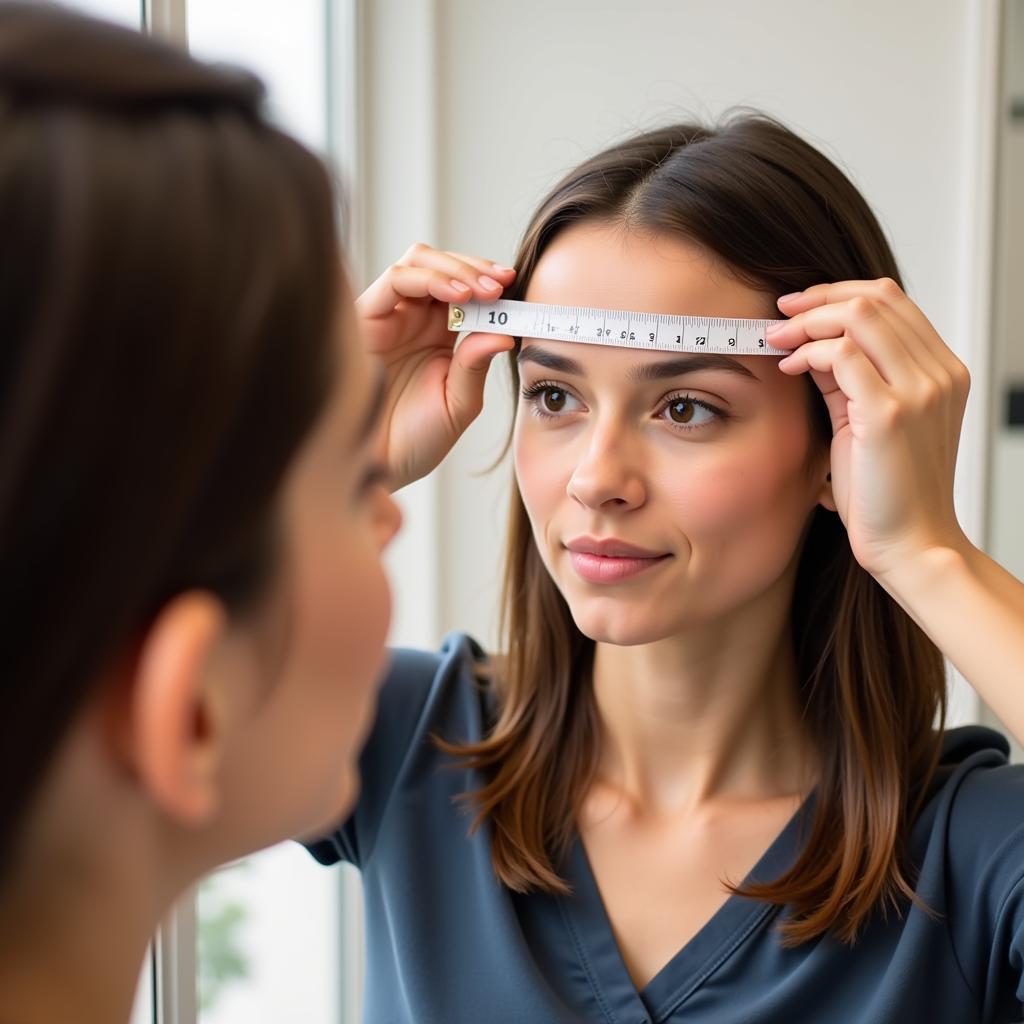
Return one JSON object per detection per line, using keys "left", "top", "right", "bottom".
{"left": 923, "top": 725, "right": 1024, "bottom": 1011}
{"left": 378, "top": 629, "right": 498, "bottom": 728}
{"left": 936, "top": 723, "right": 1019, "bottom": 803}
{"left": 365, "top": 629, "right": 502, "bottom": 781}
{"left": 305, "top": 631, "right": 497, "bottom": 867}
{"left": 928, "top": 724, "right": 1024, "bottom": 880}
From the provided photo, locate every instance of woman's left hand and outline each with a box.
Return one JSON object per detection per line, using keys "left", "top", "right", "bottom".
{"left": 767, "top": 277, "right": 973, "bottom": 582}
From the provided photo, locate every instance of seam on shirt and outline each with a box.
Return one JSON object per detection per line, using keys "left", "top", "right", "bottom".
{"left": 987, "top": 867, "right": 1024, "bottom": 1020}
{"left": 557, "top": 895, "right": 622, "bottom": 1024}
{"left": 946, "top": 772, "right": 1024, "bottom": 1018}
{"left": 652, "top": 903, "right": 776, "bottom": 1021}
{"left": 945, "top": 878, "right": 981, "bottom": 1014}
{"left": 933, "top": 759, "right": 986, "bottom": 1014}
{"left": 929, "top": 751, "right": 990, "bottom": 1009}
{"left": 944, "top": 911, "right": 981, "bottom": 1015}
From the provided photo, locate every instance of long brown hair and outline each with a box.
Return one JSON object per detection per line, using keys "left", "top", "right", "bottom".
{"left": 0, "top": 5, "right": 342, "bottom": 877}
{"left": 442, "top": 112, "right": 947, "bottom": 946}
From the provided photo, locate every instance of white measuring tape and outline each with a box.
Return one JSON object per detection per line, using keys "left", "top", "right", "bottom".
{"left": 448, "top": 299, "right": 790, "bottom": 356}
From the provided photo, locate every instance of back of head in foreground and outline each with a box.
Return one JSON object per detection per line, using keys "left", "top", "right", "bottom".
{"left": 441, "top": 113, "right": 947, "bottom": 949}
{"left": 0, "top": 4, "right": 398, "bottom": 1020}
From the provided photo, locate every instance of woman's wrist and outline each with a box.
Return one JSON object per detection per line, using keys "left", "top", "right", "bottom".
{"left": 873, "top": 533, "right": 978, "bottom": 613}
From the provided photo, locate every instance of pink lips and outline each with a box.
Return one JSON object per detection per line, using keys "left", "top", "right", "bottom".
{"left": 564, "top": 536, "right": 672, "bottom": 584}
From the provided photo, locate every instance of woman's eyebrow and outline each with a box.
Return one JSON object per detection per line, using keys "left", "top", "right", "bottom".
{"left": 516, "top": 345, "right": 759, "bottom": 382}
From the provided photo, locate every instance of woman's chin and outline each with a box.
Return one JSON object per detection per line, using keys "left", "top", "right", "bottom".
{"left": 290, "top": 768, "right": 360, "bottom": 845}
{"left": 568, "top": 607, "right": 672, "bottom": 648}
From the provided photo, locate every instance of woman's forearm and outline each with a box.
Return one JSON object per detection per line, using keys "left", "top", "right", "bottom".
{"left": 879, "top": 539, "right": 1024, "bottom": 745}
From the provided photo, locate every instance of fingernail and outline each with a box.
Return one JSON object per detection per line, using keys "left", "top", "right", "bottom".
{"left": 479, "top": 275, "right": 501, "bottom": 290}
{"left": 777, "top": 292, "right": 802, "bottom": 304}
{"left": 450, "top": 280, "right": 471, "bottom": 293}
{"left": 765, "top": 320, "right": 785, "bottom": 333}
{"left": 492, "top": 264, "right": 516, "bottom": 273}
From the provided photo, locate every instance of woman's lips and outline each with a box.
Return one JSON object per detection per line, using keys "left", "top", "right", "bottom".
{"left": 568, "top": 550, "right": 672, "bottom": 583}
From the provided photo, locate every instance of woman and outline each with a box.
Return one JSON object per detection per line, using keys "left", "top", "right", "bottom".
{"left": 309, "top": 117, "right": 1024, "bottom": 1022}
{"left": 0, "top": 7, "right": 507, "bottom": 1022}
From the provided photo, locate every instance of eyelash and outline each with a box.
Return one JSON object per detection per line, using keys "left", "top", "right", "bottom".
{"left": 519, "top": 380, "right": 727, "bottom": 434}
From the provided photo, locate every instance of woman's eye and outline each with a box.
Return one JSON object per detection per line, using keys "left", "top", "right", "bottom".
{"left": 520, "top": 381, "right": 725, "bottom": 433}
{"left": 520, "top": 382, "right": 581, "bottom": 418}
{"left": 663, "top": 397, "right": 718, "bottom": 429}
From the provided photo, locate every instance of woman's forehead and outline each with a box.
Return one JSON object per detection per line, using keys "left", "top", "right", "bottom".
{"left": 524, "top": 222, "right": 776, "bottom": 322}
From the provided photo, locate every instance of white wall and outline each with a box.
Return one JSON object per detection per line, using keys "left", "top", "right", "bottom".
{"left": 365, "top": 0, "right": 998, "bottom": 728}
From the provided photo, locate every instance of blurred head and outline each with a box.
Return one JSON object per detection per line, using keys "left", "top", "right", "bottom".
{"left": 445, "top": 114, "right": 946, "bottom": 946}
{"left": 0, "top": 3, "right": 400, "bottom": 893}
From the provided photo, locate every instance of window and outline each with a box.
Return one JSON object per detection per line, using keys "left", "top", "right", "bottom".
{"left": 64, "top": 0, "right": 142, "bottom": 29}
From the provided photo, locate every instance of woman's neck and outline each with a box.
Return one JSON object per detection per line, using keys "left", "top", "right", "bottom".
{"left": 590, "top": 585, "right": 819, "bottom": 817}
{"left": 0, "top": 823, "right": 173, "bottom": 1024}
{"left": 0, "top": 722, "right": 193, "bottom": 1024}
{"left": 1, "top": 890, "right": 152, "bottom": 1023}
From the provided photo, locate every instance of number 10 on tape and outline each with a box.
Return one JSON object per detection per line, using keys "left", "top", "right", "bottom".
{"left": 447, "top": 299, "right": 790, "bottom": 357}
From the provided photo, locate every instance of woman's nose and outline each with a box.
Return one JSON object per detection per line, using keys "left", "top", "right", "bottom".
{"left": 566, "top": 423, "right": 646, "bottom": 512}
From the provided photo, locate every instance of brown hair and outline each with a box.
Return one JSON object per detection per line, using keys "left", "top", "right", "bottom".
{"left": 442, "top": 112, "right": 947, "bottom": 946}
{"left": 0, "top": 5, "right": 342, "bottom": 875}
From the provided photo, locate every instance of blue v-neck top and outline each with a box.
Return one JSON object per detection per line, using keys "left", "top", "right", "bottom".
{"left": 305, "top": 632, "right": 1024, "bottom": 1023}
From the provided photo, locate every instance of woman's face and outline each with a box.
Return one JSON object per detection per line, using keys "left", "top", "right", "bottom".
{"left": 216, "top": 294, "right": 401, "bottom": 853}
{"left": 514, "top": 220, "right": 829, "bottom": 647}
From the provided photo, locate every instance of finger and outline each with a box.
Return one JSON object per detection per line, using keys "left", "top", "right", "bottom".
{"left": 445, "top": 250, "right": 518, "bottom": 280}
{"left": 445, "top": 332, "right": 517, "bottom": 427}
{"left": 357, "top": 264, "right": 492, "bottom": 321}
{"left": 769, "top": 297, "right": 926, "bottom": 392}
{"left": 396, "top": 243, "right": 514, "bottom": 295}
{"left": 454, "top": 331, "right": 517, "bottom": 372}
{"left": 779, "top": 278, "right": 968, "bottom": 389}
{"left": 808, "top": 366, "right": 851, "bottom": 435}
{"left": 778, "top": 335, "right": 891, "bottom": 412}
{"left": 357, "top": 265, "right": 466, "bottom": 319}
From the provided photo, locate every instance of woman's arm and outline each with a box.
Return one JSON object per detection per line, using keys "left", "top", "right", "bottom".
{"left": 766, "top": 277, "right": 1024, "bottom": 746}
{"left": 878, "top": 539, "right": 1024, "bottom": 746}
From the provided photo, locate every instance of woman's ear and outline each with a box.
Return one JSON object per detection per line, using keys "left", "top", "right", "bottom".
{"left": 130, "top": 591, "right": 231, "bottom": 827}
{"left": 817, "top": 469, "right": 837, "bottom": 513}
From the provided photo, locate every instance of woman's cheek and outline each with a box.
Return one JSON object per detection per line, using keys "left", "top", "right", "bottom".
{"left": 514, "top": 431, "right": 563, "bottom": 514}
{"left": 664, "top": 439, "right": 815, "bottom": 568}
{"left": 660, "top": 461, "right": 748, "bottom": 537}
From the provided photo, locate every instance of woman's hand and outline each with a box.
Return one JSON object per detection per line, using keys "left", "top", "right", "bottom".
{"left": 767, "top": 277, "right": 973, "bottom": 582}
{"left": 357, "top": 242, "right": 517, "bottom": 491}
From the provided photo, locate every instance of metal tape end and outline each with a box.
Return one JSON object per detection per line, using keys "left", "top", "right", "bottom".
{"left": 447, "top": 304, "right": 466, "bottom": 331}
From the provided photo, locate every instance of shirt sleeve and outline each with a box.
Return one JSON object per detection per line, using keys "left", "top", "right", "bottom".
{"left": 303, "top": 644, "right": 446, "bottom": 869}
{"left": 944, "top": 756, "right": 1024, "bottom": 1023}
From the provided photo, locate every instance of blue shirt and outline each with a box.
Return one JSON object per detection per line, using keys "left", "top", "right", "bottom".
{"left": 306, "top": 632, "right": 1024, "bottom": 1023}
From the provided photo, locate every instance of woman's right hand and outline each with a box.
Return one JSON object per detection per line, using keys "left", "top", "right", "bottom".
{"left": 356, "top": 243, "right": 517, "bottom": 491}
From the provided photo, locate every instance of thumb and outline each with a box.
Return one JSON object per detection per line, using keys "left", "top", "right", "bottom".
{"left": 445, "top": 331, "right": 515, "bottom": 429}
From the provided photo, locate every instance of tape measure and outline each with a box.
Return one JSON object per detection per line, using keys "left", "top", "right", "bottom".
{"left": 447, "top": 299, "right": 790, "bottom": 356}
